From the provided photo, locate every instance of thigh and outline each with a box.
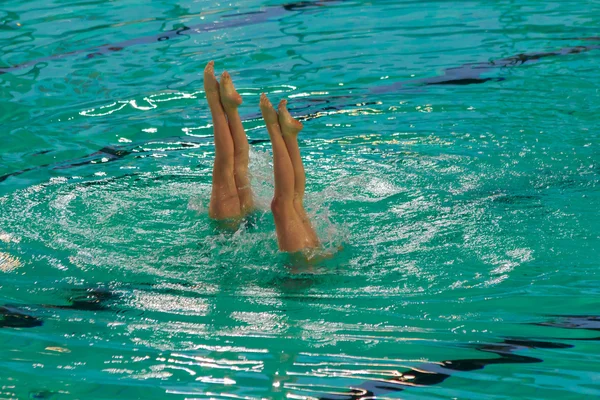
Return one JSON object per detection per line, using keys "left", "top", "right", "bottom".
{"left": 272, "top": 204, "right": 311, "bottom": 253}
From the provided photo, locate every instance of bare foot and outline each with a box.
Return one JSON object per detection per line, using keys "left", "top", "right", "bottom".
{"left": 203, "top": 61, "right": 220, "bottom": 99}
{"left": 260, "top": 93, "right": 279, "bottom": 125}
{"left": 278, "top": 99, "right": 303, "bottom": 136}
{"left": 219, "top": 71, "right": 243, "bottom": 110}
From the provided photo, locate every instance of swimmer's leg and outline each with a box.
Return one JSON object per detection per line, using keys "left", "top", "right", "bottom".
{"left": 219, "top": 71, "right": 254, "bottom": 215}
{"left": 278, "top": 99, "right": 320, "bottom": 247}
{"left": 260, "top": 94, "right": 311, "bottom": 252}
{"left": 204, "top": 61, "right": 241, "bottom": 220}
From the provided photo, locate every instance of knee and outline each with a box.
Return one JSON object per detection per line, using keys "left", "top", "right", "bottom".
{"left": 270, "top": 197, "right": 283, "bottom": 215}
{"left": 271, "top": 196, "right": 292, "bottom": 215}
{"left": 233, "top": 160, "right": 249, "bottom": 175}
{"left": 293, "top": 199, "right": 307, "bottom": 218}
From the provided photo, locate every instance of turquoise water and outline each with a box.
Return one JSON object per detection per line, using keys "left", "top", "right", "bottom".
{"left": 1, "top": 0, "right": 599, "bottom": 398}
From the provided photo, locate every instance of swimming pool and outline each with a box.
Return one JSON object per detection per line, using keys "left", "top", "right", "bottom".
{"left": 1, "top": 0, "right": 599, "bottom": 398}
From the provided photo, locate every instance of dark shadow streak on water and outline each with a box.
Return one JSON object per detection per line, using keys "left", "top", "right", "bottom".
{"left": 0, "top": 138, "right": 266, "bottom": 184}
{"left": 2, "top": 295, "right": 599, "bottom": 398}
{"left": 286, "top": 41, "right": 599, "bottom": 123}
{"left": 315, "top": 329, "right": 600, "bottom": 399}
{"left": 0, "top": 306, "right": 44, "bottom": 328}
{"left": 532, "top": 315, "right": 600, "bottom": 331}
{"left": 0, "top": 0, "right": 343, "bottom": 74}
{"left": 57, "top": 287, "right": 119, "bottom": 311}
{"left": 1, "top": 0, "right": 596, "bottom": 77}
{"left": 0, "top": 145, "right": 131, "bottom": 183}
{"left": 2, "top": 282, "right": 599, "bottom": 391}
{"left": 0, "top": 12, "right": 598, "bottom": 184}
{"left": 0, "top": 288, "right": 118, "bottom": 328}
{"left": 370, "top": 42, "right": 600, "bottom": 94}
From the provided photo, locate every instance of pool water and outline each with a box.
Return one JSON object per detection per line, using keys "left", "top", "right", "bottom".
{"left": 1, "top": 0, "right": 599, "bottom": 398}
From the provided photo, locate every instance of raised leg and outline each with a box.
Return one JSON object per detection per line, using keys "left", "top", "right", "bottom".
{"left": 204, "top": 61, "right": 241, "bottom": 220}
{"left": 219, "top": 71, "right": 254, "bottom": 215}
{"left": 278, "top": 100, "right": 320, "bottom": 247}
{"left": 260, "top": 94, "right": 312, "bottom": 252}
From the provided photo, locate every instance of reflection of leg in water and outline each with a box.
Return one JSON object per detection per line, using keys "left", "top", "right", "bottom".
{"left": 260, "top": 94, "right": 319, "bottom": 252}
{"left": 204, "top": 61, "right": 254, "bottom": 221}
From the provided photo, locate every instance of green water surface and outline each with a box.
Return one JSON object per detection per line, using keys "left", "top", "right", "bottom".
{"left": 1, "top": 0, "right": 599, "bottom": 399}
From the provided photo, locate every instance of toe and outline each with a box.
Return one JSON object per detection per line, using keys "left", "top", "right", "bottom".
{"left": 260, "top": 93, "right": 271, "bottom": 108}
{"left": 260, "top": 94, "right": 278, "bottom": 124}
{"left": 277, "top": 99, "right": 303, "bottom": 132}
{"left": 219, "top": 71, "right": 242, "bottom": 107}
{"left": 278, "top": 99, "right": 288, "bottom": 111}
{"left": 203, "top": 61, "right": 219, "bottom": 92}
{"left": 220, "top": 71, "right": 231, "bottom": 83}
{"left": 204, "top": 60, "right": 215, "bottom": 76}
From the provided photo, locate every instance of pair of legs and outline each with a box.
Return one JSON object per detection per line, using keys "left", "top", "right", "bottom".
{"left": 204, "top": 61, "right": 318, "bottom": 252}
{"left": 204, "top": 61, "right": 254, "bottom": 220}
{"left": 259, "top": 94, "right": 320, "bottom": 253}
